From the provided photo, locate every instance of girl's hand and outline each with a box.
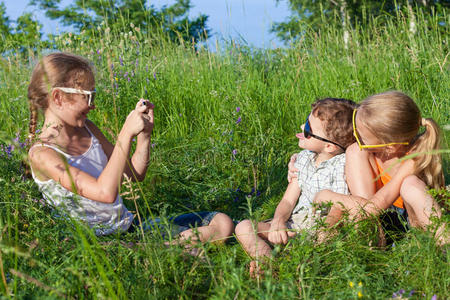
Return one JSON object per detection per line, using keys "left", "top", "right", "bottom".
{"left": 122, "top": 101, "right": 150, "bottom": 137}
{"left": 287, "top": 153, "right": 299, "bottom": 183}
{"left": 137, "top": 99, "right": 154, "bottom": 137}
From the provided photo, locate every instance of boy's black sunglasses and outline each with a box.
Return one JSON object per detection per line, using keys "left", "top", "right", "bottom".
{"left": 304, "top": 115, "right": 346, "bottom": 151}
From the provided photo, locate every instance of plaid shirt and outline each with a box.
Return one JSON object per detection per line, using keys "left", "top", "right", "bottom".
{"left": 293, "top": 150, "right": 348, "bottom": 214}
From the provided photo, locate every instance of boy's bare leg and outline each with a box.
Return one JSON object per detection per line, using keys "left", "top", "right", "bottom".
{"left": 235, "top": 220, "right": 272, "bottom": 276}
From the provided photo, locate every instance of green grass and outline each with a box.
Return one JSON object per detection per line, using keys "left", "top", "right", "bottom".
{"left": 0, "top": 10, "right": 449, "bottom": 299}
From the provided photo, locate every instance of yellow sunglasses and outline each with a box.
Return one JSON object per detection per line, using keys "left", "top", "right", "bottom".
{"left": 352, "top": 109, "right": 409, "bottom": 149}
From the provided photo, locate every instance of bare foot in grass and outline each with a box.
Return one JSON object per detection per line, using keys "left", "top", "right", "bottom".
{"left": 315, "top": 227, "right": 338, "bottom": 245}
{"left": 249, "top": 260, "right": 265, "bottom": 279}
{"left": 164, "top": 240, "right": 206, "bottom": 258}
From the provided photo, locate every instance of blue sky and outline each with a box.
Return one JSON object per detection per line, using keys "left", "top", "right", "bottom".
{"left": 4, "top": 0, "right": 291, "bottom": 49}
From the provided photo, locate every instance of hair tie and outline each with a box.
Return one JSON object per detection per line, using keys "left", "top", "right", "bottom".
{"left": 421, "top": 118, "right": 427, "bottom": 127}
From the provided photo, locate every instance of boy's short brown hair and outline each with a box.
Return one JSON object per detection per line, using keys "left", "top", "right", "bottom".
{"left": 311, "top": 98, "right": 358, "bottom": 152}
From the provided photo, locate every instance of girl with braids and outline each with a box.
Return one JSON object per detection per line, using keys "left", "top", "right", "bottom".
{"left": 288, "top": 91, "right": 447, "bottom": 244}
{"left": 27, "top": 52, "right": 234, "bottom": 244}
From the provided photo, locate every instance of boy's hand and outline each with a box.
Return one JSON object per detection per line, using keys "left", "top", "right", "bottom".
{"left": 287, "top": 153, "right": 299, "bottom": 183}
{"left": 268, "top": 221, "right": 295, "bottom": 245}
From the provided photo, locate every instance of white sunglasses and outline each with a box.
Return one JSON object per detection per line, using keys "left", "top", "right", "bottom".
{"left": 53, "top": 87, "right": 96, "bottom": 106}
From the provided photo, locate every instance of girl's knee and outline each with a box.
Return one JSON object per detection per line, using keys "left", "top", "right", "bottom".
{"left": 400, "top": 175, "right": 426, "bottom": 199}
{"left": 210, "top": 212, "right": 234, "bottom": 237}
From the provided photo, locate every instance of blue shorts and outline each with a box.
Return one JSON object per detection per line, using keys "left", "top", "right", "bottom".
{"left": 128, "top": 211, "right": 218, "bottom": 236}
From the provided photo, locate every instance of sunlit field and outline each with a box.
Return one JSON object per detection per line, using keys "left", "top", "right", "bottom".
{"left": 0, "top": 10, "right": 448, "bottom": 299}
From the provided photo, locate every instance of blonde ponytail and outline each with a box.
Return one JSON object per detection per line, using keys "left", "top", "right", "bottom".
{"left": 410, "top": 118, "right": 444, "bottom": 190}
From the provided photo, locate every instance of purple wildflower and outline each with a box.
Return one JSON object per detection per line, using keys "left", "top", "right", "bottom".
{"left": 236, "top": 106, "right": 240, "bottom": 112}
{"left": 408, "top": 290, "right": 415, "bottom": 297}
{"left": 146, "top": 65, "right": 149, "bottom": 72}
{"left": 256, "top": 190, "right": 261, "bottom": 197}
{"left": 153, "top": 72, "right": 157, "bottom": 80}
{"left": 135, "top": 59, "right": 139, "bottom": 67}
{"left": 236, "top": 117, "right": 241, "bottom": 124}
{"left": 431, "top": 295, "right": 437, "bottom": 300}
{"left": 124, "top": 72, "right": 128, "bottom": 78}
{"left": 398, "top": 289, "right": 405, "bottom": 295}
{"left": 232, "top": 149, "right": 237, "bottom": 155}
{"left": 97, "top": 49, "right": 100, "bottom": 55}
{"left": 119, "top": 56, "right": 124, "bottom": 66}
{"left": 151, "top": 143, "right": 156, "bottom": 148}
{"left": 179, "top": 113, "right": 182, "bottom": 117}
{"left": 111, "top": 63, "right": 114, "bottom": 70}
{"left": 6, "top": 145, "right": 13, "bottom": 157}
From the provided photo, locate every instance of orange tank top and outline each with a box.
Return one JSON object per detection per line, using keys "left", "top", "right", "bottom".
{"left": 375, "top": 159, "right": 404, "bottom": 209}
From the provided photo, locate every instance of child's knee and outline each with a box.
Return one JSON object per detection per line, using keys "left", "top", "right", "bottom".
{"left": 210, "top": 212, "right": 234, "bottom": 238}
{"left": 235, "top": 219, "right": 253, "bottom": 236}
{"left": 400, "top": 175, "right": 426, "bottom": 200}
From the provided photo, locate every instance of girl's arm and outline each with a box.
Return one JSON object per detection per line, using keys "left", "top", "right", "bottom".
{"left": 29, "top": 108, "right": 149, "bottom": 204}
{"left": 88, "top": 101, "right": 154, "bottom": 182}
{"left": 268, "top": 181, "right": 301, "bottom": 244}
{"left": 315, "top": 159, "right": 415, "bottom": 219}
{"left": 345, "top": 143, "right": 377, "bottom": 198}
{"left": 287, "top": 153, "right": 299, "bottom": 183}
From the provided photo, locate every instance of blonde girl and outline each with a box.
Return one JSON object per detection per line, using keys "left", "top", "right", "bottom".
{"left": 27, "top": 52, "right": 233, "bottom": 243}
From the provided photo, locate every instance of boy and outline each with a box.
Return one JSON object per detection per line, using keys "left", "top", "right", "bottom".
{"left": 235, "top": 98, "right": 357, "bottom": 275}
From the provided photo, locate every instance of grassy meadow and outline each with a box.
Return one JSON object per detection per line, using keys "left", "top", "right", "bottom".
{"left": 0, "top": 10, "right": 449, "bottom": 299}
